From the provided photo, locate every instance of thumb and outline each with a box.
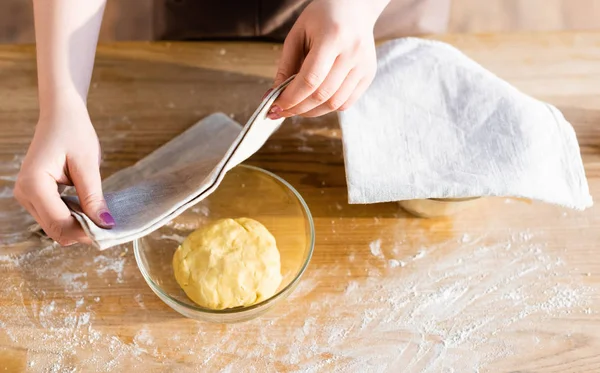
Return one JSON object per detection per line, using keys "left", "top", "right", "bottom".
{"left": 69, "top": 156, "right": 115, "bottom": 229}
{"left": 272, "top": 30, "right": 303, "bottom": 88}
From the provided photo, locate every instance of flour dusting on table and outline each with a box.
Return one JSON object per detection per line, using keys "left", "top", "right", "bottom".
{"left": 0, "top": 154, "right": 594, "bottom": 371}
{"left": 0, "top": 226, "right": 592, "bottom": 372}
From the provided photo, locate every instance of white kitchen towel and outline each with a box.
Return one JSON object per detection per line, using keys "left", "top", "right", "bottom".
{"left": 50, "top": 76, "right": 294, "bottom": 250}
{"left": 338, "top": 38, "right": 593, "bottom": 210}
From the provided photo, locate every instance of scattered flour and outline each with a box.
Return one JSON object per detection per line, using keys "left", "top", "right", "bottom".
{"left": 0, "top": 254, "right": 20, "bottom": 266}
{"left": 0, "top": 231, "right": 594, "bottom": 372}
{"left": 413, "top": 249, "right": 426, "bottom": 260}
{"left": 0, "top": 240, "right": 158, "bottom": 371}
{"left": 0, "top": 157, "right": 595, "bottom": 372}
{"left": 75, "top": 298, "right": 85, "bottom": 308}
{"left": 134, "top": 294, "right": 146, "bottom": 310}
{"left": 369, "top": 239, "right": 383, "bottom": 258}
{"left": 344, "top": 281, "right": 359, "bottom": 295}
{"left": 388, "top": 259, "right": 405, "bottom": 268}
{"left": 94, "top": 255, "right": 126, "bottom": 283}
{"left": 60, "top": 272, "right": 89, "bottom": 291}
{"left": 248, "top": 231, "right": 590, "bottom": 373}
{"left": 189, "top": 205, "right": 210, "bottom": 216}
{"left": 134, "top": 326, "right": 154, "bottom": 346}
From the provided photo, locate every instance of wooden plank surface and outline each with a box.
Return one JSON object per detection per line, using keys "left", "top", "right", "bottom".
{"left": 0, "top": 32, "right": 599, "bottom": 371}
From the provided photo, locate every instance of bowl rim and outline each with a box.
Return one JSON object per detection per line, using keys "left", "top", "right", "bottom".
{"left": 133, "top": 164, "right": 316, "bottom": 315}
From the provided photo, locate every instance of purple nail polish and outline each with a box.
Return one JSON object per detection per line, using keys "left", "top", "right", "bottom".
{"left": 267, "top": 112, "right": 281, "bottom": 120}
{"left": 99, "top": 211, "right": 116, "bottom": 227}
{"left": 270, "top": 105, "right": 282, "bottom": 114}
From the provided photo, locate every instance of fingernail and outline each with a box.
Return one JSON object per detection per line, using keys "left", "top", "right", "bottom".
{"left": 269, "top": 105, "right": 282, "bottom": 114}
{"left": 262, "top": 89, "right": 273, "bottom": 100}
{"left": 267, "top": 112, "right": 281, "bottom": 120}
{"left": 99, "top": 211, "right": 116, "bottom": 227}
{"left": 61, "top": 240, "right": 78, "bottom": 247}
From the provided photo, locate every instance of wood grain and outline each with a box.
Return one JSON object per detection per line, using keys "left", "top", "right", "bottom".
{"left": 0, "top": 33, "right": 599, "bottom": 371}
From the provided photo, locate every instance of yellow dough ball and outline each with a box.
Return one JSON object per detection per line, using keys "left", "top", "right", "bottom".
{"left": 172, "top": 218, "right": 282, "bottom": 310}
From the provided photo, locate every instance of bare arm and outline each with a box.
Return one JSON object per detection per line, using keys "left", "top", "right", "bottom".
{"left": 33, "top": 0, "right": 106, "bottom": 112}
{"left": 269, "top": 0, "right": 390, "bottom": 118}
{"left": 14, "top": 0, "right": 113, "bottom": 246}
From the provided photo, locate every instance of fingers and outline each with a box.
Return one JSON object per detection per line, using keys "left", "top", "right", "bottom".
{"left": 269, "top": 40, "right": 338, "bottom": 117}
{"left": 338, "top": 76, "right": 372, "bottom": 112}
{"left": 299, "top": 68, "right": 363, "bottom": 118}
{"left": 14, "top": 173, "right": 90, "bottom": 246}
{"left": 271, "top": 30, "right": 304, "bottom": 89}
{"left": 68, "top": 155, "right": 115, "bottom": 229}
{"left": 278, "top": 56, "right": 352, "bottom": 117}
{"left": 268, "top": 39, "right": 376, "bottom": 118}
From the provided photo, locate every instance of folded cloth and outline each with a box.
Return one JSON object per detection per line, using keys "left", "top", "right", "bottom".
{"left": 338, "top": 38, "right": 593, "bottom": 210}
{"left": 42, "top": 77, "right": 294, "bottom": 250}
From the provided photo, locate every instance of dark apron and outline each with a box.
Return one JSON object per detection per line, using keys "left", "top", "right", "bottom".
{"left": 153, "top": 0, "right": 451, "bottom": 42}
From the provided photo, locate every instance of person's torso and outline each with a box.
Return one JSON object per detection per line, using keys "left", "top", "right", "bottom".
{"left": 153, "top": 0, "right": 451, "bottom": 41}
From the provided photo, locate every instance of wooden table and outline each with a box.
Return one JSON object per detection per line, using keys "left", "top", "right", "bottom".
{"left": 1, "top": 32, "right": 599, "bottom": 372}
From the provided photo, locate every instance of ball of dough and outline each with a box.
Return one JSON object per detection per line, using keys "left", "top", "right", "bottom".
{"left": 172, "top": 218, "right": 282, "bottom": 310}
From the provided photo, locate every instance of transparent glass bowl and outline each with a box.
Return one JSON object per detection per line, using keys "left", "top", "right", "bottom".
{"left": 134, "top": 165, "right": 315, "bottom": 323}
{"left": 398, "top": 197, "right": 481, "bottom": 218}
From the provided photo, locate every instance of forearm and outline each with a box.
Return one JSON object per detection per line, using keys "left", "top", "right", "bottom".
{"left": 33, "top": 0, "right": 106, "bottom": 113}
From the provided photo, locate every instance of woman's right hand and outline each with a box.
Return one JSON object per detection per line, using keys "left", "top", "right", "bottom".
{"left": 14, "top": 97, "right": 114, "bottom": 246}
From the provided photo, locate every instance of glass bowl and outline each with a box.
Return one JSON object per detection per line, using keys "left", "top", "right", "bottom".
{"left": 398, "top": 197, "right": 481, "bottom": 218}
{"left": 133, "top": 164, "right": 315, "bottom": 323}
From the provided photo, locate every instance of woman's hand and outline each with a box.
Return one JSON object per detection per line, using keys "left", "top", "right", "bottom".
{"left": 14, "top": 98, "right": 114, "bottom": 246}
{"left": 17, "top": 0, "right": 110, "bottom": 246}
{"left": 268, "top": 0, "right": 389, "bottom": 118}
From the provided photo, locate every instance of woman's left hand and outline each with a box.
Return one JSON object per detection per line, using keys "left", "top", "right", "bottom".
{"left": 268, "top": 0, "right": 389, "bottom": 118}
